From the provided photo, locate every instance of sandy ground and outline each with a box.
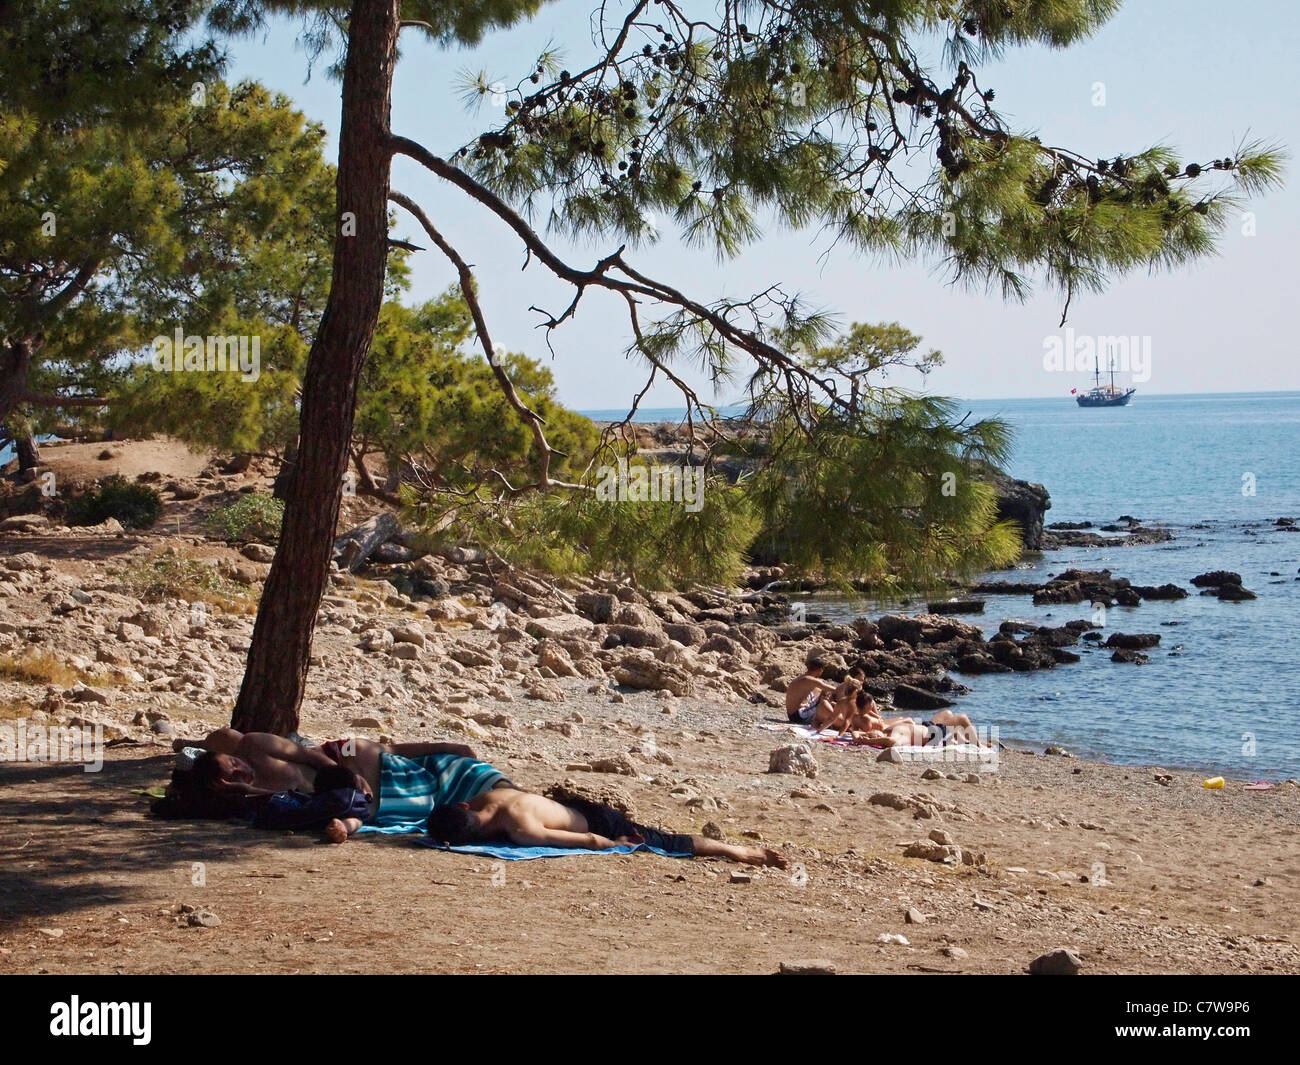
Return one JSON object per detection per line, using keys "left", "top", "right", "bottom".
{"left": 0, "top": 436, "right": 1296, "bottom": 974}
{"left": 2, "top": 702, "right": 1297, "bottom": 975}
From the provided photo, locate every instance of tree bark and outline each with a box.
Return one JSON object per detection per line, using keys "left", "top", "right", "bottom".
{"left": 231, "top": 0, "right": 401, "bottom": 735}
{"left": 15, "top": 433, "right": 39, "bottom": 471}
{"left": 333, "top": 510, "right": 400, "bottom": 572}
{"left": 0, "top": 338, "right": 34, "bottom": 426}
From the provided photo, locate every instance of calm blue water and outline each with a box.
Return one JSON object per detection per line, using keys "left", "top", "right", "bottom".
{"left": 583, "top": 393, "right": 1300, "bottom": 776}
{"left": 789, "top": 392, "right": 1300, "bottom": 778}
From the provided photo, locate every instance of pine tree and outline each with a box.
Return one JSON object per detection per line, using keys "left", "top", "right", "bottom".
{"left": 197, "top": 1, "right": 1281, "bottom": 734}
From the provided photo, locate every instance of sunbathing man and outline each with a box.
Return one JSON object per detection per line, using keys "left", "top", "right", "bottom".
{"left": 426, "top": 785, "right": 788, "bottom": 868}
{"left": 175, "top": 729, "right": 488, "bottom": 842}
{"left": 784, "top": 655, "right": 839, "bottom": 725}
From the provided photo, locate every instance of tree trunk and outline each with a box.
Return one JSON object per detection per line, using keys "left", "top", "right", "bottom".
{"left": 16, "top": 433, "right": 39, "bottom": 471}
{"left": 0, "top": 338, "right": 34, "bottom": 426}
{"left": 231, "top": 0, "right": 401, "bottom": 735}
{"left": 333, "top": 510, "right": 399, "bottom": 572}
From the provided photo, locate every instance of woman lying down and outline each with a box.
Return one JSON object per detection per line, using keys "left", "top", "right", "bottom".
{"left": 153, "top": 728, "right": 786, "bottom": 868}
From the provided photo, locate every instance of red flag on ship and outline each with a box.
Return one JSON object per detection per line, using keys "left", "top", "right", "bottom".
{"left": 1070, "top": 388, "right": 1077, "bottom": 394}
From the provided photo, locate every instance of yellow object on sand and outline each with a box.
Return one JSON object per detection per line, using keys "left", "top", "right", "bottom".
{"left": 1203, "top": 777, "right": 1225, "bottom": 789}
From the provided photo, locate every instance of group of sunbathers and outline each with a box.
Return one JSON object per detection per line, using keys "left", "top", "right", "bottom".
{"left": 153, "top": 728, "right": 787, "bottom": 868}
{"left": 784, "top": 655, "right": 983, "bottom": 747}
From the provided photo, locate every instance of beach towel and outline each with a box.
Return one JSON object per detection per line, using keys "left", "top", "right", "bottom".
{"left": 417, "top": 838, "right": 692, "bottom": 860}
{"left": 356, "top": 751, "right": 510, "bottom": 834}
{"left": 758, "top": 721, "right": 995, "bottom": 762}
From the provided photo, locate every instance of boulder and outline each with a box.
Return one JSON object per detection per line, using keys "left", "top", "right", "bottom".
{"left": 890, "top": 683, "right": 956, "bottom": 711}
{"left": 1028, "top": 948, "right": 1083, "bottom": 975}
{"left": 1191, "top": 570, "right": 1242, "bottom": 588}
{"left": 768, "top": 742, "right": 818, "bottom": 778}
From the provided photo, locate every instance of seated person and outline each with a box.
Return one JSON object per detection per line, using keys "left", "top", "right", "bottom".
{"left": 427, "top": 786, "right": 787, "bottom": 868}
{"left": 784, "top": 655, "right": 839, "bottom": 725}
{"left": 165, "top": 729, "right": 485, "bottom": 842}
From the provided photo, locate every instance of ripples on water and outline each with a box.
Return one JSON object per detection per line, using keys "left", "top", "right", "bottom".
{"left": 789, "top": 392, "right": 1300, "bottom": 779}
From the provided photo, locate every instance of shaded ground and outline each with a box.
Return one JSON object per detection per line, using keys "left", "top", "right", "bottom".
{"left": 3, "top": 721, "right": 1297, "bottom": 975}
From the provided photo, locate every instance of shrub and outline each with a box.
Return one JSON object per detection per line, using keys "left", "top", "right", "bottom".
{"left": 66, "top": 475, "right": 163, "bottom": 529}
{"left": 206, "top": 493, "right": 284, "bottom": 543}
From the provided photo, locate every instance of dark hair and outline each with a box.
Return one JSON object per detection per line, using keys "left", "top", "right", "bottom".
{"left": 426, "top": 805, "right": 483, "bottom": 845}
{"left": 849, "top": 661, "right": 867, "bottom": 678}
{"left": 313, "top": 764, "right": 357, "bottom": 793}
{"left": 150, "top": 752, "right": 260, "bottom": 822}
{"left": 805, "top": 655, "right": 828, "bottom": 672}
{"left": 856, "top": 689, "right": 875, "bottom": 710}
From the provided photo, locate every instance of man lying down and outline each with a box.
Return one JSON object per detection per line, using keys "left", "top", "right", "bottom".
{"left": 157, "top": 728, "right": 785, "bottom": 868}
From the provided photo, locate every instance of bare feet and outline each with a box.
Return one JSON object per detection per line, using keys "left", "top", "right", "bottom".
{"left": 323, "top": 819, "right": 348, "bottom": 845}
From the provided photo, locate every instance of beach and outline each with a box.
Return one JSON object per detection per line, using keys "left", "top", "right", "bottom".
{"left": 0, "top": 435, "right": 1296, "bottom": 974}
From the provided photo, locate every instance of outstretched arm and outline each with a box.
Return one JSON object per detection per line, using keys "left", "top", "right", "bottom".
{"left": 389, "top": 741, "right": 477, "bottom": 759}
{"left": 235, "top": 732, "right": 339, "bottom": 771}
{"left": 505, "top": 818, "right": 618, "bottom": 850}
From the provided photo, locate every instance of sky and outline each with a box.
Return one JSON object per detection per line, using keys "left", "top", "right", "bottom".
{"left": 226, "top": 0, "right": 1300, "bottom": 408}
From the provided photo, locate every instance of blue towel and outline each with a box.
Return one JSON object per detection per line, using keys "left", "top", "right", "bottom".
{"left": 362, "top": 751, "right": 508, "bottom": 832}
{"left": 415, "top": 838, "right": 693, "bottom": 861}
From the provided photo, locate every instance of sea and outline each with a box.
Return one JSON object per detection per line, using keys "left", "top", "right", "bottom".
{"left": 585, "top": 392, "right": 1300, "bottom": 779}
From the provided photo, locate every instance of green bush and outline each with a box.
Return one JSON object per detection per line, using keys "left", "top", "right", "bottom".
{"left": 206, "top": 493, "right": 284, "bottom": 543}
{"left": 66, "top": 476, "right": 163, "bottom": 529}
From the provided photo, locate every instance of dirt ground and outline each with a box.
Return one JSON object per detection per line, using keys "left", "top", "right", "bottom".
{"left": 1, "top": 436, "right": 1296, "bottom": 974}
{"left": 2, "top": 723, "right": 1297, "bottom": 975}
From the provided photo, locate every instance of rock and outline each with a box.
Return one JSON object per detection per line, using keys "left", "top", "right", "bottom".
{"left": 701, "top": 821, "right": 724, "bottom": 840}
{"left": 941, "top": 946, "right": 969, "bottom": 959}
{"left": 612, "top": 652, "right": 693, "bottom": 696}
{"left": 525, "top": 680, "right": 566, "bottom": 703}
{"left": 926, "top": 598, "right": 984, "bottom": 615}
{"left": 1191, "top": 570, "right": 1242, "bottom": 588}
{"left": 1216, "top": 585, "right": 1257, "bottom": 601}
{"left": 768, "top": 743, "right": 818, "bottom": 778}
{"left": 905, "top": 907, "right": 927, "bottom": 925}
{"left": 973, "top": 462, "right": 1051, "bottom": 550}
{"left": 524, "top": 614, "right": 595, "bottom": 642}
{"left": 876, "top": 933, "right": 910, "bottom": 946}
{"left": 891, "top": 683, "right": 956, "bottom": 711}
{"left": 536, "top": 640, "right": 579, "bottom": 677}
{"left": 350, "top": 717, "right": 384, "bottom": 729}
{"left": 589, "top": 753, "right": 638, "bottom": 776}
{"left": 1104, "top": 633, "right": 1161, "bottom": 650}
{"left": 574, "top": 592, "right": 618, "bottom": 623}
{"left": 187, "top": 909, "right": 222, "bottom": 928}
{"left": 1132, "top": 583, "right": 1188, "bottom": 600}
{"left": 391, "top": 624, "right": 426, "bottom": 648}
{"left": 1028, "top": 948, "right": 1083, "bottom": 975}
{"left": 903, "top": 841, "right": 963, "bottom": 864}
{"left": 240, "top": 543, "right": 276, "bottom": 563}
{"left": 876, "top": 747, "right": 904, "bottom": 763}
{"left": 729, "top": 871, "right": 752, "bottom": 885}
{"left": 927, "top": 828, "right": 955, "bottom": 846}
{"left": 1110, "top": 648, "right": 1149, "bottom": 664}
{"left": 778, "top": 959, "right": 837, "bottom": 975}
{"left": 392, "top": 642, "right": 421, "bottom": 660}
{"left": 920, "top": 768, "right": 942, "bottom": 781}
{"left": 448, "top": 644, "right": 493, "bottom": 668}
{"left": 360, "top": 629, "right": 394, "bottom": 653}
{"left": 0, "top": 514, "right": 49, "bottom": 533}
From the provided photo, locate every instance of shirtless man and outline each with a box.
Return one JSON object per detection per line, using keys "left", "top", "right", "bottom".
{"left": 426, "top": 786, "right": 788, "bottom": 867}
{"left": 177, "top": 729, "right": 480, "bottom": 842}
{"left": 784, "top": 655, "right": 839, "bottom": 726}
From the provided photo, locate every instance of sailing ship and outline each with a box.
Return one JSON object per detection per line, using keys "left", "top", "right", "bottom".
{"left": 1073, "top": 344, "right": 1136, "bottom": 407}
